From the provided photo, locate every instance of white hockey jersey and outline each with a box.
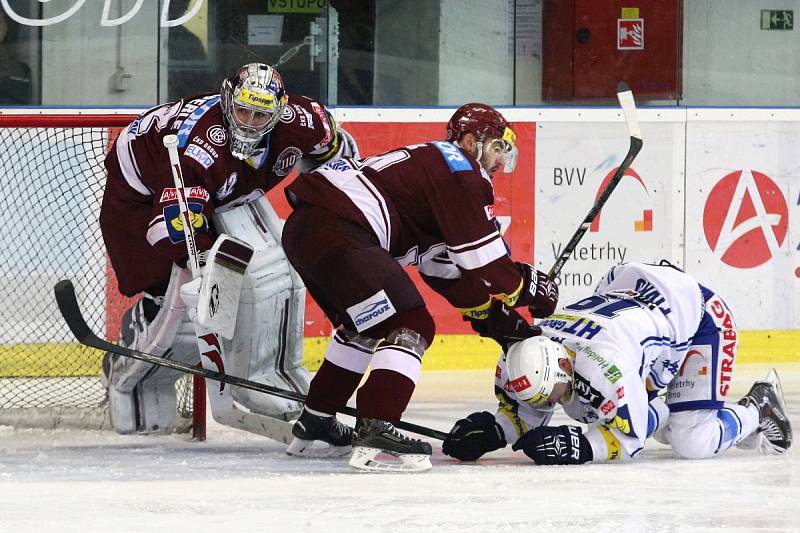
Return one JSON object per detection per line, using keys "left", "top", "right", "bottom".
{"left": 495, "top": 262, "right": 707, "bottom": 460}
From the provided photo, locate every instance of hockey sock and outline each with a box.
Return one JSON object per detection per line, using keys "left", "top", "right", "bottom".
{"left": 305, "top": 359, "right": 363, "bottom": 415}
{"left": 356, "top": 369, "right": 415, "bottom": 424}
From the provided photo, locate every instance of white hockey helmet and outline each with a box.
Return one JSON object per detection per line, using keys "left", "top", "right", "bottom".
{"left": 505, "top": 336, "right": 572, "bottom": 406}
{"left": 220, "top": 63, "right": 288, "bottom": 159}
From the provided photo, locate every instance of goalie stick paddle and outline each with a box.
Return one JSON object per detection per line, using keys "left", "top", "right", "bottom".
{"left": 54, "top": 280, "right": 449, "bottom": 441}
{"left": 547, "top": 81, "right": 643, "bottom": 279}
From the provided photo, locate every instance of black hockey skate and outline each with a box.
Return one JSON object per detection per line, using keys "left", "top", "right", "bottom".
{"left": 286, "top": 408, "right": 353, "bottom": 458}
{"left": 737, "top": 369, "right": 792, "bottom": 454}
{"left": 349, "top": 418, "right": 433, "bottom": 472}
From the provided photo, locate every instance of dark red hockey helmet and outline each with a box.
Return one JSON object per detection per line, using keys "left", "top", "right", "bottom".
{"left": 446, "top": 103, "right": 510, "bottom": 142}
{"left": 446, "top": 103, "right": 518, "bottom": 173}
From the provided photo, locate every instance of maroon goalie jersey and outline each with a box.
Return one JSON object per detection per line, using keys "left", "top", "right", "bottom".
{"left": 285, "top": 141, "right": 524, "bottom": 313}
{"left": 102, "top": 92, "right": 341, "bottom": 296}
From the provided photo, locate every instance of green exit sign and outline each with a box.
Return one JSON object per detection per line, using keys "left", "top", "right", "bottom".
{"left": 761, "top": 10, "right": 793, "bottom": 30}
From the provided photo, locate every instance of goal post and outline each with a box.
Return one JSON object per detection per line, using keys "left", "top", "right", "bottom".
{"left": 0, "top": 111, "right": 205, "bottom": 438}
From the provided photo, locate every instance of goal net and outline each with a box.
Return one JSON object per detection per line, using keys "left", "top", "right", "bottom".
{"left": 0, "top": 113, "right": 201, "bottom": 434}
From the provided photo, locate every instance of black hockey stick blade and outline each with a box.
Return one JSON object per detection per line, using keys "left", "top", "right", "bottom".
{"left": 54, "top": 279, "right": 449, "bottom": 441}
{"left": 547, "top": 81, "right": 643, "bottom": 279}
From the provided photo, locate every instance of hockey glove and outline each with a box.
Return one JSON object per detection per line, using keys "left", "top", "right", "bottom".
{"left": 469, "top": 300, "right": 542, "bottom": 351}
{"left": 515, "top": 263, "right": 559, "bottom": 318}
{"left": 442, "top": 411, "right": 507, "bottom": 461}
{"left": 512, "top": 425, "right": 593, "bottom": 465}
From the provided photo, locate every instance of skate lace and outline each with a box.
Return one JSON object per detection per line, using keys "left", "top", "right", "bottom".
{"left": 760, "top": 418, "right": 786, "bottom": 445}
{"left": 385, "top": 422, "right": 418, "bottom": 443}
{"left": 333, "top": 419, "right": 352, "bottom": 439}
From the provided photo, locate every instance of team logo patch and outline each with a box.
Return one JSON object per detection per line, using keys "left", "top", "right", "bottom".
{"left": 280, "top": 105, "right": 296, "bottom": 124}
{"left": 346, "top": 289, "right": 396, "bottom": 333}
{"left": 159, "top": 186, "right": 209, "bottom": 203}
{"left": 206, "top": 125, "right": 227, "bottom": 146}
{"left": 216, "top": 172, "right": 238, "bottom": 201}
{"left": 273, "top": 146, "right": 303, "bottom": 177}
{"left": 185, "top": 144, "right": 214, "bottom": 169}
{"left": 163, "top": 202, "right": 208, "bottom": 244}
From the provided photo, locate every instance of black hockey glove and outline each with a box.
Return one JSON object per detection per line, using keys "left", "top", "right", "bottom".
{"left": 512, "top": 425, "right": 593, "bottom": 465}
{"left": 515, "top": 263, "right": 559, "bottom": 318}
{"left": 442, "top": 411, "right": 507, "bottom": 461}
{"left": 468, "top": 300, "right": 542, "bottom": 351}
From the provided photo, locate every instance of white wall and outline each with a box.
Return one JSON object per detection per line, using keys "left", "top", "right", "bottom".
{"left": 684, "top": 0, "right": 800, "bottom": 105}
{"left": 41, "top": 0, "right": 159, "bottom": 106}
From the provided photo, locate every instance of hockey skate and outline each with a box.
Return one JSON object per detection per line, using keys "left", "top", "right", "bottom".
{"left": 349, "top": 418, "right": 433, "bottom": 473}
{"left": 736, "top": 369, "right": 792, "bottom": 454}
{"left": 286, "top": 408, "right": 353, "bottom": 458}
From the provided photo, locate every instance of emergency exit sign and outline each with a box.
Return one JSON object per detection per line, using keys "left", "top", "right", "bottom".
{"left": 761, "top": 10, "right": 793, "bottom": 30}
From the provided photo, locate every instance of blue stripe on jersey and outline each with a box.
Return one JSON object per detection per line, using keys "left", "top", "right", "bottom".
{"left": 647, "top": 403, "right": 660, "bottom": 437}
{"left": 177, "top": 95, "right": 221, "bottom": 148}
{"left": 716, "top": 407, "right": 742, "bottom": 452}
{"left": 431, "top": 141, "right": 473, "bottom": 172}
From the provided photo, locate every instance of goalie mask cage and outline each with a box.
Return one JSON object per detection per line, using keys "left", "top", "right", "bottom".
{"left": 0, "top": 112, "right": 205, "bottom": 438}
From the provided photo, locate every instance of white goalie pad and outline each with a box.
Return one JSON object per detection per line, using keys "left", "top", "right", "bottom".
{"left": 212, "top": 195, "right": 310, "bottom": 420}
{"left": 196, "top": 234, "right": 254, "bottom": 339}
{"left": 105, "top": 264, "right": 198, "bottom": 434}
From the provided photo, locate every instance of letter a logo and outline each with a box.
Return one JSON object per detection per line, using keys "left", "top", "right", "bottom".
{"left": 703, "top": 170, "right": 788, "bottom": 268}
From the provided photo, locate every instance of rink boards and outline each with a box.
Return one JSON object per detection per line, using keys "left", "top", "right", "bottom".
{"left": 3, "top": 106, "right": 799, "bottom": 376}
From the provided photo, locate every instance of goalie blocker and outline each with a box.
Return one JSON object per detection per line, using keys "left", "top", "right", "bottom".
{"left": 104, "top": 196, "right": 310, "bottom": 437}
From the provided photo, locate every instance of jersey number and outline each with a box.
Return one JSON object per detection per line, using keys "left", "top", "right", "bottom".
{"left": 564, "top": 295, "right": 640, "bottom": 318}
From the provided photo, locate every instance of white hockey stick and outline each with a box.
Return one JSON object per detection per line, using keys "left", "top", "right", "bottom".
{"left": 548, "top": 81, "right": 643, "bottom": 278}
{"left": 163, "top": 134, "right": 202, "bottom": 278}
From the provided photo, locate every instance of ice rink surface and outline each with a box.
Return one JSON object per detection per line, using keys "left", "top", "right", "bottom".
{"left": 1, "top": 363, "right": 798, "bottom": 533}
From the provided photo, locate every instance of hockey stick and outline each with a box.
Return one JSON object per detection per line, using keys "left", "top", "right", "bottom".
{"left": 547, "top": 81, "right": 643, "bottom": 278}
{"left": 163, "top": 134, "right": 202, "bottom": 277}
{"left": 54, "top": 279, "right": 449, "bottom": 441}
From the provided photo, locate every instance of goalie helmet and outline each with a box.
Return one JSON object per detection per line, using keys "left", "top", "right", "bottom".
{"left": 446, "top": 102, "right": 518, "bottom": 173}
{"left": 505, "top": 336, "right": 572, "bottom": 406}
{"left": 220, "top": 63, "right": 288, "bottom": 159}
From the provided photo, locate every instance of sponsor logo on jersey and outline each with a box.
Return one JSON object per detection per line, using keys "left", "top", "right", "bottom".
{"left": 573, "top": 372, "right": 604, "bottom": 409}
{"left": 347, "top": 289, "right": 396, "bottom": 332}
{"left": 706, "top": 294, "right": 736, "bottom": 396}
{"left": 604, "top": 365, "right": 622, "bottom": 383}
{"left": 273, "top": 146, "right": 303, "bottom": 177}
{"left": 206, "top": 125, "right": 227, "bottom": 146}
{"left": 326, "top": 158, "right": 352, "bottom": 172}
{"left": 616, "top": 386, "right": 625, "bottom": 399}
{"left": 216, "top": 172, "right": 238, "bottom": 201}
{"left": 610, "top": 405, "right": 637, "bottom": 437}
{"left": 703, "top": 170, "right": 788, "bottom": 268}
{"left": 310, "top": 101, "right": 334, "bottom": 151}
{"left": 600, "top": 399, "right": 615, "bottom": 416}
{"left": 484, "top": 204, "right": 495, "bottom": 220}
{"left": 159, "top": 186, "right": 209, "bottom": 203}
{"left": 432, "top": 141, "right": 472, "bottom": 172}
{"left": 174, "top": 95, "right": 220, "bottom": 147}
{"left": 185, "top": 144, "right": 214, "bottom": 169}
{"left": 280, "top": 104, "right": 296, "bottom": 124}
{"left": 163, "top": 202, "right": 208, "bottom": 244}
{"left": 495, "top": 365, "right": 502, "bottom": 379}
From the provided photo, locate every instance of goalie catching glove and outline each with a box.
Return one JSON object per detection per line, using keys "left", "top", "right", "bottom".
{"left": 469, "top": 300, "right": 541, "bottom": 351}
{"left": 442, "top": 411, "right": 507, "bottom": 461}
{"left": 512, "top": 425, "right": 593, "bottom": 465}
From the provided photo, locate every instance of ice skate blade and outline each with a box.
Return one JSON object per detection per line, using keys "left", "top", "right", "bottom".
{"left": 286, "top": 437, "right": 352, "bottom": 458}
{"left": 348, "top": 446, "right": 432, "bottom": 473}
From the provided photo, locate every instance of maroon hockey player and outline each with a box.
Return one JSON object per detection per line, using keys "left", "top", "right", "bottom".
{"left": 100, "top": 63, "right": 358, "bottom": 436}
{"left": 282, "top": 103, "right": 559, "bottom": 472}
